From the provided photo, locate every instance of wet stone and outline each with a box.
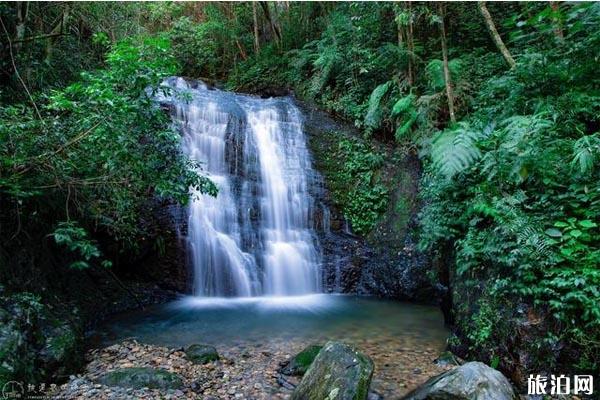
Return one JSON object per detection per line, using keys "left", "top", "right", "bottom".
{"left": 184, "top": 344, "right": 219, "bottom": 364}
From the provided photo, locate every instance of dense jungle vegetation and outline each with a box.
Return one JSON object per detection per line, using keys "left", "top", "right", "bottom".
{"left": 1, "top": 0, "right": 598, "bottom": 385}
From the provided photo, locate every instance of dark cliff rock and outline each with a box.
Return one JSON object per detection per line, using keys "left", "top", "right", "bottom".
{"left": 296, "top": 99, "right": 436, "bottom": 303}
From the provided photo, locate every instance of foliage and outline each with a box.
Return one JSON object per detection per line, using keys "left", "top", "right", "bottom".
{"left": 420, "top": 2, "right": 600, "bottom": 372}
{"left": 331, "top": 139, "right": 389, "bottom": 235}
{"left": 0, "top": 36, "right": 216, "bottom": 266}
{"left": 364, "top": 81, "right": 393, "bottom": 134}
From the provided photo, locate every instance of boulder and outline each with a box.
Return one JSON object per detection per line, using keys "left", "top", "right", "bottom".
{"left": 402, "top": 361, "right": 517, "bottom": 400}
{"left": 185, "top": 344, "right": 219, "bottom": 364}
{"left": 433, "top": 351, "right": 464, "bottom": 367}
{"left": 291, "top": 341, "right": 374, "bottom": 400}
{"left": 281, "top": 344, "right": 323, "bottom": 376}
{"left": 97, "top": 367, "right": 183, "bottom": 390}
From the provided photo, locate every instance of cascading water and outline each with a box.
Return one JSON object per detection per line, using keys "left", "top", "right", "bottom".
{"left": 159, "top": 77, "right": 322, "bottom": 297}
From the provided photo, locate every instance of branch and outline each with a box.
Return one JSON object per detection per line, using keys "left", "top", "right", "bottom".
{"left": 12, "top": 32, "right": 70, "bottom": 44}
{"left": 15, "top": 121, "right": 102, "bottom": 176}
{"left": 0, "top": 15, "right": 44, "bottom": 122}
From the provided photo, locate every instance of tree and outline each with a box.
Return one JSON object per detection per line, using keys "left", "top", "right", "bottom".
{"left": 438, "top": 3, "right": 457, "bottom": 123}
{"left": 550, "top": 1, "right": 565, "bottom": 41}
{"left": 259, "top": 2, "right": 282, "bottom": 47}
{"left": 394, "top": 2, "right": 416, "bottom": 86}
{"left": 478, "top": 1, "right": 516, "bottom": 68}
{"left": 252, "top": 2, "right": 260, "bottom": 54}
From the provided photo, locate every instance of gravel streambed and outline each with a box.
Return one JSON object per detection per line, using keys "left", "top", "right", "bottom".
{"left": 51, "top": 337, "right": 452, "bottom": 399}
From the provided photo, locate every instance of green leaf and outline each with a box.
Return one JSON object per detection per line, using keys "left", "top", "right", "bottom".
{"left": 545, "top": 228, "right": 563, "bottom": 238}
{"left": 579, "top": 220, "right": 597, "bottom": 228}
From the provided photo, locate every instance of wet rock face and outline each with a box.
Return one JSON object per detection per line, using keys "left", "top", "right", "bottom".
{"left": 291, "top": 341, "right": 374, "bottom": 400}
{"left": 402, "top": 362, "right": 517, "bottom": 400}
{"left": 296, "top": 99, "right": 435, "bottom": 302}
{"left": 356, "top": 235, "right": 436, "bottom": 301}
{"left": 185, "top": 344, "right": 219, "bottom": 364}
{"left": 97, "top": 367, "right": 184, "bottom": 390}
{"left": 131, "top": 199, "right": 191, "bottom": 293}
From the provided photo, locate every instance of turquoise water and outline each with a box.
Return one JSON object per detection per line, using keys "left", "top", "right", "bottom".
{"left": 94, "top": 294, "right": 448, "bottom": 349}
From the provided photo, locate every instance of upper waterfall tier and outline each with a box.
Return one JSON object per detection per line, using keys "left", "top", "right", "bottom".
{"left": 158, "top": 77, "right": 323, "bottom": 297}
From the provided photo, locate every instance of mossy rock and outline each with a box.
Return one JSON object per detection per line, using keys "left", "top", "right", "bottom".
{"left": 403, "top": 362, "right": 517, "bottom": 400}
{"left": 291, "top": 341, "right": 374, "bottom": 400}
{"left": 281, "top": 344, "right": 323, "bottom": 376}
{"left": 0, "top": 287, "right": 83, "bottom": 387}
{"left": 185, "top": 344, "right": 219, "bottom": 364}
{"left": 98, "top": 367, "right": 183, "bottom": 390}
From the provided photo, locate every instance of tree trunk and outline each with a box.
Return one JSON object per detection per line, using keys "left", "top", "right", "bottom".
{"left": 550, "top": 2, "right": 564, "bottom": 41}
{"left": 235, "top": 39, "right": 247, "bottom": 61}
{"left": 407, "top": 3, "right": 414, "bottom": 86}
{"left": 396, "top": 17, "right": 404, "bottom": 47}
{"left": 439, "top": 3, "right": 456, "bottom": 123}
{"left": 14, "top": 1, "right": 29, "bottom": 53}
{"left": 478, "top": 1, "right": 516, "bottom": 68}
{"left": 259, "top": 1, "right": 282, "bottom": 46}
{"left": 45, "top": 4, "right": 70, "bottom": 64}
{"left": 395, "top": 2, "right": 414, "bottom": 86}
{"left": 252, "top": 2, "right": 260, "bottom": 54}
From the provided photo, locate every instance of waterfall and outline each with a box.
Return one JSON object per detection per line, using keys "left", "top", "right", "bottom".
{"left": 159, "top": 77, "right": 322, "bottom": 297}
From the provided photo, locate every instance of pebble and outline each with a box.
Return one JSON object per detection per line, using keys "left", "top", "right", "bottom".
{"left": 50, "top": 334, "right": 453, "bottom": 399}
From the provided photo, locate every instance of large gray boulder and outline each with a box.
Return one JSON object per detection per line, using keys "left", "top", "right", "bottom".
{"left": 97, "top": 367, "right": 183, "bottom": 390}
{"left": 402, "top": 361, "right": 517, "bottom": 400}
{"left": 291, "top": 341, "right": 374, "bottom": 400}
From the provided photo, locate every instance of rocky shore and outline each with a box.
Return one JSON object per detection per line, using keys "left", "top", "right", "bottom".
{"left": 51, "top": 338, "right": 453, "bottom": 399}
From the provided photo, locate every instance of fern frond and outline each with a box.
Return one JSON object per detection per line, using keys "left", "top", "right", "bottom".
{"left": 571, "top": 134, "right": 600, "bottom": 174}
{"left": 395, "top": 111, "right": 418, "bottom": 140}
{"left": 425, "top": 59, "right": 462, "bottom": 91}
{"left": 364, "top": 81, "right": 392, "bottom": 131}
{"left": 391, "top": 94, "right": 415, "bottom": 117}
{"left": 431, "top": 123, "right": 486, "bottom": 179}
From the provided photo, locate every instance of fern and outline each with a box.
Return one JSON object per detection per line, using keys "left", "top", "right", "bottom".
{"left": 391, "top": 94, "right": 415, "bottom": 117}
{"left": 431, "top": 123, "right": 486, "bottom": 179}
{"left": 364, "top": 80, "right": 392, "bottom": 131}
{"left": 309, "top": 44, "right": 341, "bottom": 96}
{"left": 425, "top": 59, "right": 462, "bottom": 91}
{"left": 391, "top": 94, "right": 417, "bottom": 141}
{"left": 571, "top": 134, "right": 600, "bottom": 174}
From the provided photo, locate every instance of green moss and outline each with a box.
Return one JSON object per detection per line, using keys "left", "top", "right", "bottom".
{"left": 0, "top": 287, "right": 83, "bottom": 387}
{"left": 282, "top": 344, "right": 323, "bottom": 376}
{"left": 185, "top": 344, "right": 219, "bottom": 364}
{"left": 291, "top": 341, "right": 374, "bottom": 400}
{"left": 310, "top": 132, "right": 389, "bottom": 235}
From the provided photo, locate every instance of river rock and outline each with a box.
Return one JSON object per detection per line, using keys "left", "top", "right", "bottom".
{"left": 281, "top": 344, "right": 323, "bottom": 376}
{"left": 402, "top": 361, "right": 517, "bottom": 400}
{"left": 291, "top": 341, "right": 374, "bottom": 400}
{"left": 433, "top": 351, "right": 464, "bottom": 367}
{"left": 185, "top": 344, "right": 219, "bottom": 364}
{"left": 97, "top": 367, "right": 183, "bottom": 389}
